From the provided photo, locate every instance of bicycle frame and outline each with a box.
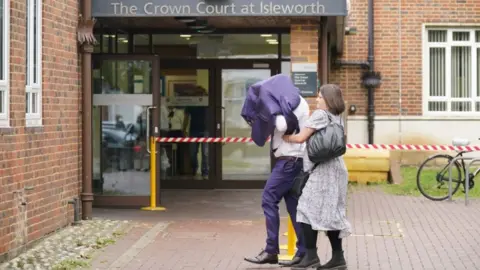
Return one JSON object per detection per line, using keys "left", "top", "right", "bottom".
{"left": 454, "top": 151, "right": 480, "bottom": 180}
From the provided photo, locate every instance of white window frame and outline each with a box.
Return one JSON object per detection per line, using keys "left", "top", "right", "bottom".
{"left": 422, "top": 25, "right": 480, "bottom": 116}
{"left": 0, "top": 0, "right": 10, "bottom": 127}
{"left": 25, "top": 0, "right": 42, "bottom": 126}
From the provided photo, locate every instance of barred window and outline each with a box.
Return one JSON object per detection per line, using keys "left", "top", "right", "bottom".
{"left": 424, "top": 28, "right": 480, "bottom": 115}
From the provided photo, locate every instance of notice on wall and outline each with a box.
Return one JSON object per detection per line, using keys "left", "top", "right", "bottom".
{"left": 291, "top": 63, "right": 318, "bottom": 97}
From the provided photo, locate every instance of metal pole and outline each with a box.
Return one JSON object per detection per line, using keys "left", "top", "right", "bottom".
{"left": 278, "top": 217, "right": 297, "bottom": 260}
{"left": 141, "top": 137, "right": 166, "bottom": 211}
{"left": 447, "top": 156, "right": 478, "bottom": 205}
{"left": 464, "top": 158, "right": 480, "bottom": 206}
{"left": 447, "top": 156, "right": 468, "bottom": 201}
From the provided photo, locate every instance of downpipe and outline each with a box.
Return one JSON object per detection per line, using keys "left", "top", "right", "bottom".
{"left": 334, "top": 0, "right": 380, "bottom": 144}
{"left": 367, "top": 0, "right": 375, "bottom": 144}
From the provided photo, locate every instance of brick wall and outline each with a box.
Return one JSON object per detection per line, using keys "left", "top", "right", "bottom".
{"left": 0, "top": 0, "right": 81, "bottom": 261}
{"left": 290, "top": 19, "right": 319, "bottom": 112}
{"left": 330, "top": 0, "right": 480, "bottom": 116}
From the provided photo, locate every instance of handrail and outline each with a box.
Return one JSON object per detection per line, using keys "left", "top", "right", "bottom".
{"left": 447, "top": 156, "right": 480, "bottom": 206}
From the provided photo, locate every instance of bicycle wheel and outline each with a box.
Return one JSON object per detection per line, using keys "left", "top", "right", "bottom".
{"left": 416, "top": 154, "right": 462, "bottom": 201}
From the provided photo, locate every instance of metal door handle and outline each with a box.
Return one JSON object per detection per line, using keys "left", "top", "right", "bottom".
{"left": 221, "top": 106, "right": 226, "bottom": 146}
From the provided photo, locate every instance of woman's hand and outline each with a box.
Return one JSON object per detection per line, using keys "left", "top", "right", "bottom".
{"left": 282, "top": 134, "right": 292, "bottom": 142}
{"left": 282, "top": 127, "right": 316, "bottom": 144}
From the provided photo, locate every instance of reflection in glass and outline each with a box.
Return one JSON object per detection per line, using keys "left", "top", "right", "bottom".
{"left": 159, "top": 69, "right": 210, "bottom": 180}
{"left": 134, "top": 34, "right": 150, "bottom": 53}
{"left": 93, "top": 60, "right": 152, "bottom": 94}
{"left": 281, "top": 34, "right": 290, "bottom": 59}
{"left": 150, "top": 34, "right": 279, "bottom": 59}
{"left": 93, "top": 105, "right": 151, "bottom": 195}
{"left": 222, "top": 69, "right": 272, "bottom": 180}
{"left": 117, "top": 34, "right": 129, "bottom": 53}
{"left": 93, "top": 34, "right": 101, "bottom": 53}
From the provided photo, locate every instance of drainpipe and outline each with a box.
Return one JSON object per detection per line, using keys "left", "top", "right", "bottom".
{"left": 367, "top": 0, "right": 375, "bottom": 144}
{"left": 361, "top": 0, "right": 382, "bottom": 144}
{"left": 80, "top": 0, "right": 94, "bottom": 220}
{"left": 334, "top": 0, "right": 381, "bottom": 143}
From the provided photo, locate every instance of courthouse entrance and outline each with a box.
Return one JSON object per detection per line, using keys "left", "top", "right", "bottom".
{"left": 88, "top": 0, "right": 348, "bottom": 206}
{"left": 91, "top": 37, "right": 285, "bottom": 204}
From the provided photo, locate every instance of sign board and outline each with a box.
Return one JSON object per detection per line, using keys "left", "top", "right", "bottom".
{"left": 291, "top": 63, "right": 318, "bottom": 97}
{"left": 161, "top": 96, "right": 209, "bottom": 107}
{"left": 92, "top": 0, "right": 348, "bottom": 17}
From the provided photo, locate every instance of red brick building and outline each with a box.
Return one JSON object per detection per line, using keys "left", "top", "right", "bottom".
{"left": 0, "top": 0, "right": 81, "bottom": 261}
{"left": 1, "top": 0, "right": 479, "bottom": 261}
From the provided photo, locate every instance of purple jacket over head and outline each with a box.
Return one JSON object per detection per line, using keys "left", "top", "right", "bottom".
{"left": 241, "top": 74, "right": 301, "bottom": 147}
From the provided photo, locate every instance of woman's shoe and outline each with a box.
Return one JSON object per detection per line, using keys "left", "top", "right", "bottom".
{"left": 291, "top": 248, "right": 320, "bottom": 269}
{"left": 317, "top": 250, "right": 347, "bottom": 269}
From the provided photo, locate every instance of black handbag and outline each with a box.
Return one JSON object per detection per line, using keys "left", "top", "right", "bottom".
{"left": 290, "top": 163, "right": 319, "bottom": 198}
{"left": 307, "top": 113, "right": 346, "bottom": 164}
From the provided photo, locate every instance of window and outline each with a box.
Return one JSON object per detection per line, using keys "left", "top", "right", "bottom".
{"left": 0, "top": 0, "right": 10, "bottom": 127}
{"left": 424, "top": 28, "right": 480, "bottom": 115}
{"left": 25, "top": 0, "right": 42, "bottom": 126}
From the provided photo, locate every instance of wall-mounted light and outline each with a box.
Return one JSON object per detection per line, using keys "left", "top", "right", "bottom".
{"left": 349, "top": 104, "right": 357, "bottom": 114}
{"left": 261, "top": 34, "right": 272, "bottom": 37}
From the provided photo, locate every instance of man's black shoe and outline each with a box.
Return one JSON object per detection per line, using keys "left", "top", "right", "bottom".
{"left": 278, "top": 255, "right": 304, "bottom": 266}
{"left": 244, "top": 250, "right": 278, "bottom": 264}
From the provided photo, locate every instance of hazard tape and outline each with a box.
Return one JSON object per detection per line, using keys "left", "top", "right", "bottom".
{"left": 155, "top": 137, "right": 480, "bottom": 152}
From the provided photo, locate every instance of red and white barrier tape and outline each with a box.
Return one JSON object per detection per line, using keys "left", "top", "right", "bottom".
{"left": 155, "top": 137, "right": 480, "bottom": 152}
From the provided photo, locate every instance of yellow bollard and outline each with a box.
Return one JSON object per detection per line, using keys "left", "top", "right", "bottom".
{"left": 141, "top": 137, "right": 166, "bottom": 211}
{"left": 278, "top": 217, "right": 296, "bottom": 260}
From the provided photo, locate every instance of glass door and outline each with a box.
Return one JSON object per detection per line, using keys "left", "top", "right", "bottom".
{"left": 92, "top": 55, "right": 160, "bottom": 206}
{"left": 156, "top": 59, "right": 216, "bottom": 189}
{"left": 215, "top": 61, "right": 279, "bottom": 188}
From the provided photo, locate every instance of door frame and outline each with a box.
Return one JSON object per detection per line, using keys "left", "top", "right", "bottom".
{"left": 214, "top": 60, "right": 280, "bottom": 189}
{"left": 158, "top": 59, "right": 281, "bottom": 189}
{"left": 91, "top": 54, "right": 161, "bottom": 207}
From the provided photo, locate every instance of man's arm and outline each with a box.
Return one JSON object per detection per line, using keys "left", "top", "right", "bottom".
{"left": 275, "top": 115, "right": 287, "bottom": 132}
{"left": 283, "top": 127, "right": 316, "bottom": 143}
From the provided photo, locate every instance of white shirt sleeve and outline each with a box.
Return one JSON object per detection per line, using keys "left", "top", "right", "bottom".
{"left": 275, "top": 115, "right": 287, "bottom": 132}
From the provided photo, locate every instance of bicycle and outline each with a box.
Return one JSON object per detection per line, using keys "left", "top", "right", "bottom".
{"left": 416, "top": 138, "right": 480, "bottom": 201}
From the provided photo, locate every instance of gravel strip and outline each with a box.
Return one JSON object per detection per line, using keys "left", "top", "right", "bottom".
{"left": 0, "top": 219, "right": 131, "bottom": 270}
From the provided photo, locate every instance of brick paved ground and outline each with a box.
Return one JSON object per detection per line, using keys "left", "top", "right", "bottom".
{"left": 89, "top": 188, "right": 480, "bottom": 270}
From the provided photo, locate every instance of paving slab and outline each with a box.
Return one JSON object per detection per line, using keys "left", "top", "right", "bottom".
{"left": 90, "top": 188, "right": 480, "bottom": 270}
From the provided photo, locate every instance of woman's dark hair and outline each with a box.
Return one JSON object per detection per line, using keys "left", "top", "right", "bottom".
{"left": 319, "top": 84, "right": 345, "bottom": 115}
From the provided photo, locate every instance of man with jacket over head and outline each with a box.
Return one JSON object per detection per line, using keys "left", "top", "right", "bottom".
{"left": 242, "top": 74, "right": 310, "bottom": 266}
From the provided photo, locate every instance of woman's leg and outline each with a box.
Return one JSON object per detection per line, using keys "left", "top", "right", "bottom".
{"left": 326, "top": 230, "right": 342, "bottom": 251}
{"left": 301, "top": 223, "right": 318, "bottom": 249}
{"left": 318, "top": 231, "right": 347, "bottom": 269}
{"left": 292, "top": 223, "right": 320, "bottom": 269}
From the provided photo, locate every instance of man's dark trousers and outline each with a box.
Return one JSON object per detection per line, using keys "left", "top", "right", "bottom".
{"left": 262, "top": 157, "right": 305, "bottom": 256}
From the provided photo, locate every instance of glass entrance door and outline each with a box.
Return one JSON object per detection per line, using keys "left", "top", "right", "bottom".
{"left": 215, "top": 61, "right": 279, "bottom": 188}
{"left": 92, "top": 55, "right": 160, "bottom": 206}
